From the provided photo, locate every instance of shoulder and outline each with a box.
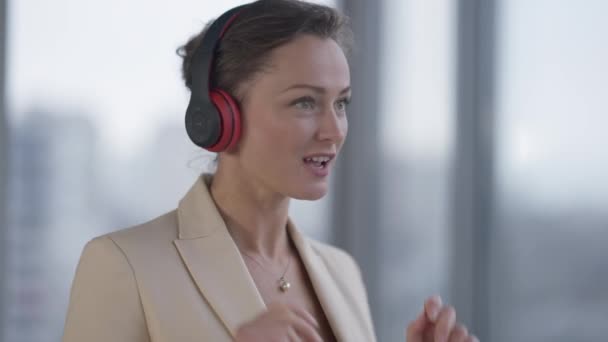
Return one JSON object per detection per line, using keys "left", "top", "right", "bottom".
{"left": 107, "top": 210, "right": 179, "bottom": 242}
{"left": 65, "top": 220, "right": 157, "bottom": 341}
{"left": 79, "top": 210, "right": 180, "bottom": 271}
{"left": 96, "top": 210, "right": 179, "bottom": 251}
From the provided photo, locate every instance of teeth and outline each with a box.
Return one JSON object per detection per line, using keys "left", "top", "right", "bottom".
{"left": 306, "top": 156, "right": 331, "bottom": 163}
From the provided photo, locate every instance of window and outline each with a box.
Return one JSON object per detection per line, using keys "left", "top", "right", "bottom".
{"left": 378, "top": 0, "right": 456, "bottom": 340}
{"left": 4, "top": 1, "right": 335, "bottom": 340}
{"left": 491, "top": 1, "right": 608, "bottom": 340}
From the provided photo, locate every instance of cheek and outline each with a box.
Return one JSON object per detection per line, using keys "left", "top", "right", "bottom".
{"left": 240, "top": 99, "right": 328, "bottom": 157}
{"left": 241, "top": 113, "right": 309, "bottom": 162}
{"left": 285, "top": 119, "right": 319, "bottom": 143}
{"left": 260, "top": 115, "right": 317, "bottom": 147}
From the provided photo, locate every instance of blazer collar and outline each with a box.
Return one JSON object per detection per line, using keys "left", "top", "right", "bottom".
{"left": 174, "top": 174, "right": 265, "bottom": 338}
{"left": 174, "top": 175, "right": 355, "bottom": 340}
{"left": 175, "top": 173, "right": 223, "bottom": 239}
{"left": 287, "top": 221, "right": 361, "bottom": 341}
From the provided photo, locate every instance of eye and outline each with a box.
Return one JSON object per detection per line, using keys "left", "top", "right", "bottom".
{"left": 291, "top": 96, "right": 316, "bottom": 111}
{"left": 335, "top": 97, "right": 351, "bottom": 112}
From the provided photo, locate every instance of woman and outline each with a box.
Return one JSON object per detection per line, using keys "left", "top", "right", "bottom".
{"left": 63, "top": 1, "right": 477, "bottom": 341}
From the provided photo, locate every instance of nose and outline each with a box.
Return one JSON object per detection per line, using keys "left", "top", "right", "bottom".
{"left": 316, "top": 106, "right": 347, "bottom": 143}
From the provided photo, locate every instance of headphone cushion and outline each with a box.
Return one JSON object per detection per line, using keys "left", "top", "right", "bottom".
{"left": 207, "top": 89, "right": 242, "bottom": 152}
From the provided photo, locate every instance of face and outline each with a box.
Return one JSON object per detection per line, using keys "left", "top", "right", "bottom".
{"left": 233, "top": 34, "right": 351, "bottom": 200}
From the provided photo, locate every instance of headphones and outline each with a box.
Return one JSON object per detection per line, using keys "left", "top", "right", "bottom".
{"left": 185, "top": 4, "right": 249, "bottom": 152}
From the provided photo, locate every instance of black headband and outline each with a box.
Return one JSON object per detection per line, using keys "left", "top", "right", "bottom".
{"left": 189, "top": 4, "right": 249, "bottom": 98}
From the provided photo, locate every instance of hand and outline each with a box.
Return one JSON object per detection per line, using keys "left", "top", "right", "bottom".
{"left": 235, "top": 302, "right": 322, "bottom": 342}
{"left": 406, "top": 295, "right": 479, "bottom": 342}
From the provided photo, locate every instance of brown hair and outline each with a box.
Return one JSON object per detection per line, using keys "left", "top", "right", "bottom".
{"left": 176, "top": 0, "right": 353, "bottom": 102}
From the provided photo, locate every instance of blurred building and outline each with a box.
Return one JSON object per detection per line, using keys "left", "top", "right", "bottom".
{"left": 95, "top": 120, "right": 201, "bottom": 229}
{"left": 2, "top": 0, "right": 608, "bottom": 341}
{"left": 5, "top": 111, "right": 104, "bottom": 342}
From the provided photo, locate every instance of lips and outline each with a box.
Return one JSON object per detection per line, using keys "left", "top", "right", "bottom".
{"left": 303, "top": 153, "right": 335, "bottom": 165}
{"left": 302, "top": 153, "right": 335, "bottom": 177}
{"left": 304, "top": 157, "right": 329, "bottom": 166}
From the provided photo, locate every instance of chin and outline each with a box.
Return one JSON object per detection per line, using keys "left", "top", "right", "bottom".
{"left": 289, "top": 184, "right": 329, "bottom": 201}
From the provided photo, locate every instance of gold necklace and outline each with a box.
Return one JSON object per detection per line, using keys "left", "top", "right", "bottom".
{"left": 242, "top": 252, "right": 292, "bottom": 292}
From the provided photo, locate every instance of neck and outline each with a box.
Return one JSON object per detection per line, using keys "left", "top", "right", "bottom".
{"left": 210, "top": 163, "right": 291, "bottom": 260}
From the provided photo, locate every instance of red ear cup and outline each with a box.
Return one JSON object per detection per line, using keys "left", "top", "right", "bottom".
{"left": 206, "top": 89, "right": 242, "bottom": 152}
{"left": 185, "top": 5, "right": 247, "bottom": 151}
{"left": 216, "top": 89, "right": 242, "bottom": 150}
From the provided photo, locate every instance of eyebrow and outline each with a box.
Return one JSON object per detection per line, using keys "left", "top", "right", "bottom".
{"left": 281, "top": 84, "right": 351, "bottom": 95}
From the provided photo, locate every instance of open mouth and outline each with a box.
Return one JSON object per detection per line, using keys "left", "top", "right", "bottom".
{"left": 303, "top": 155, "right": 333, "bottom": 169}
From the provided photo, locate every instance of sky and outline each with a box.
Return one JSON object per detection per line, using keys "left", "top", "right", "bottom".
{"left": 7, "top": 0, "right": 453, "bottom": 160}
{"left": 6, "top": 0, "right": 608, "bottom": 206}
{"left": 494, "top": 0, "right": 608, "bottom": 209}
{"left": 6, "top": 0, "right": 335, "bottom": 157}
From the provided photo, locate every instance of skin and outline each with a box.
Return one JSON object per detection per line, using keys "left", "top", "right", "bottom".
{"left": 211, "top": 34, "right": 350, "bottom": 258}
{"left": 407, "top": 296, "right": 480, "bottom": 342}
{"left": 212, "top": 34, "right": 348, "bottom": 342}
{"left": 208, "top": 34, "right": 477, "bottom": 342}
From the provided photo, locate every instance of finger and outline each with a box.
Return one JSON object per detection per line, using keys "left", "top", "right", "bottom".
{"left": 434, "top": 305, "right": 456, "bottom": 342}
{"left": 405, "top": 310, "right": 429, "bottom": 341}
{"left": 448, "top": 324, "right": 468, "bottom": 342}
{"left": 287, "top": 311, "right": 323, "bottom": 342}
{"left": 287, "top": 326, "right": 302, "bottom": 342}
{"left": 424, "top": 295, "right": 443, "bottom": 323}
{"left": 290, "top": 306, "right": 320, "bottom": 330}
{"left": 465, "top": 335, "right": 479, "bottom": 342}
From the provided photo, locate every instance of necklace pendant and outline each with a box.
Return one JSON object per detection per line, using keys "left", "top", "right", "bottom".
{"left": 279, "top": 277, "right": 291, "bottom": 292}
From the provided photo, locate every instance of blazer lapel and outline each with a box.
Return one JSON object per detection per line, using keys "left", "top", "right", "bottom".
{"left": 173, "top": 175, "right": 266, "bottom": 338}
{"left": 288, "top": 221, "right": 360, "bottom": 342}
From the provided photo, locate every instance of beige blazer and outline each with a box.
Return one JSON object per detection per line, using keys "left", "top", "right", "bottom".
{"left": 62, "top": 175, "right": 377, "bottom": 342}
